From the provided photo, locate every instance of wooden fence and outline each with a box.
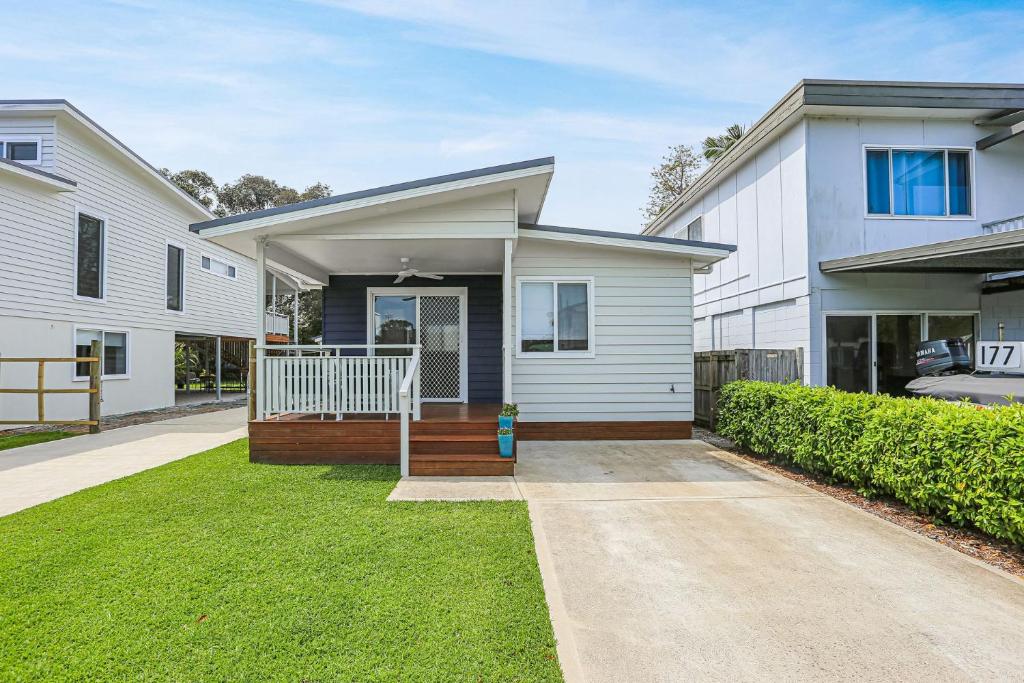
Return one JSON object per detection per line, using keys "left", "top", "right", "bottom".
{"left": 0, "top": 340, "right": 102, "bottom": 433}
{"left": 694, "top": 348, "right": 803, "bottom": 429}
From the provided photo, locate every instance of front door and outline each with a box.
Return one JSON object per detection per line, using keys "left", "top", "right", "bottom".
{"left": 369, "top": 288, "right": 468, "bottom": 402}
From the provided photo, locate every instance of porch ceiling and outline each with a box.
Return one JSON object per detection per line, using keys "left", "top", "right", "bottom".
{"left": 269, "top": 237, "right": 505, "bottom": 278}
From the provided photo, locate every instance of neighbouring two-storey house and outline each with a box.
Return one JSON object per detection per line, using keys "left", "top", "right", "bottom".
{"left": 0, "top": 100, "right": 261, "bottom": 422}
{"left": 646, "top": 80, "right": 1024, "bottom": 396}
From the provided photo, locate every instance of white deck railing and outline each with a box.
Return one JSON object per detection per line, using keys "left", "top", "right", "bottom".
{"left": 255, "top": 345, "right": 421, "bottom": 420}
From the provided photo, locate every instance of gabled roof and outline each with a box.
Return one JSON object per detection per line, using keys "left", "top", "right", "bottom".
{"left": 0, "top": 99, "right": 215, "bottom": 219}
{"left": 643, "top": 79, "right": 1024, "bottom": 235}
{"left": 190, "top": 157, "right": 554, "bottom": 235}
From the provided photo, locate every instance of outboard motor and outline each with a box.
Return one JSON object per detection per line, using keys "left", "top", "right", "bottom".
{"left": 915, "top": 338, "right": 971, "bottom": 377}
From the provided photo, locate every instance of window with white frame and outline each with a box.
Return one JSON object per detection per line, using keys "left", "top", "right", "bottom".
{"left": 865, "top": 147, "right": 972, "bottom": 217}
{"left": 201, "top": 254, "right": 236, "bottom": 279}
{"left": 0, "top": 137, "right": 41, "bottom": 164}
{"left": 166, "top": 243, "right": 185, "bottom": 312}
{"left": 685, "top": 216, "right": 703, "bottom": 241}
{"left": 75, "top": 212, "right": 105, "bottom": 299}
{"left": 517, "top": 278, "right": 594, "bottom": 356}
{"left": 74, "top": 329, "right": 129, "bottom": 379}
{"left": 673, "top": 216, "right": 703, "bottom": 241}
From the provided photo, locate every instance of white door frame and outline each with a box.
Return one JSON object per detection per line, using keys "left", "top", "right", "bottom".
{"left": 821, "top": 309, "right": 980, "bottom": 393}
{"left": 366, "top": 286, "right": 469, "bottom": 403}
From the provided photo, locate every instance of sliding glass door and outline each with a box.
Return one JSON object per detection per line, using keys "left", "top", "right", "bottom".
{"left": 875, "top": 314, "right": 921, "bottom": 397}
{"left": 825, "top": 312, "right": 977, "bottom": 396}
{"left": 826, "top": 315, "right": 871, "bottom": 393}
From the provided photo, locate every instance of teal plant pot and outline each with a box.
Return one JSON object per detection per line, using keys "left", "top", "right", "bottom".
{"left": 498, "top": 433, "right": 514, "bottom": 458}
{"left": 498, "top": 415, "right": 514, "bottom": 430}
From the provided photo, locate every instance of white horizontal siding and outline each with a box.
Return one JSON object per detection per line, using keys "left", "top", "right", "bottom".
{"left": 0, "top": 116, "right": 56, "bottom": 168}
{"left": 511, "top": 239, "right": 694, "bottom": 422}
{"left": 0, "top": 124, "right": 256, "bottom": 338}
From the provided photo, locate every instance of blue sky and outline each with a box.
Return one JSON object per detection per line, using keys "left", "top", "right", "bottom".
{"left": 4, "top": 0, "right": 1023, "bottom": 231}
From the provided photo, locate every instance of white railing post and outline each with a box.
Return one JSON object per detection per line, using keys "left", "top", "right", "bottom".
{"left": 412, "top": 346, "right": 422, "bottom": 421}
{"left": 399, "top": 394, "right": 410, "bottom": 477}
{"left": 398, "top": 345, "right": 420, "bottom": 478}
{"left": 256, "top": 346, "right": 266, "bottom": 420}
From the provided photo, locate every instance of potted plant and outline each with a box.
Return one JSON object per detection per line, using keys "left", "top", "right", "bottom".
{"left": 498, "top": 403, "right": 519, "bottom": 430}
{"left": 497, "top": 428, "right": 514, "bottom": 458}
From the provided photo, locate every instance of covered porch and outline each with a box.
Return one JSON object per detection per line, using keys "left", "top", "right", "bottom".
{"left": 192, "top": 158, "right": 555, "bottom": 476}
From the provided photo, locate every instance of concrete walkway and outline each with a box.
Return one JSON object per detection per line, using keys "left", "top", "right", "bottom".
{"left": 391, "top": 440, "right": 1024, "bottom": 682}
{"left": 0, "top": 408, "right": 247, "bottom": 517}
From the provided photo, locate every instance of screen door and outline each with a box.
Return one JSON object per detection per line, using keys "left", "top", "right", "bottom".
{"left": 371, "top": 288, "right": 466, "bottom": 402}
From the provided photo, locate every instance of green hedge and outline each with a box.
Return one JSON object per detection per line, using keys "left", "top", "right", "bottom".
{"left": 716, "top": 381, "right": 1024, "bottom": 545}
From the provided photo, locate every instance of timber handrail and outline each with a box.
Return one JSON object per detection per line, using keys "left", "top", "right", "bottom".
{"left": 0, "top": 340, "right": 102, "bottom": 432}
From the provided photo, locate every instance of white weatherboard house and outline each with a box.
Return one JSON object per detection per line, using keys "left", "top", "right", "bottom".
{"left": 646, "top": 80, "right": 1024, "bottom": 396}
{"left": 193, "top": 158, "right": 734, "bottom": 476}
{"left": 0, "top": 100, "right": 258, "bottom": 423}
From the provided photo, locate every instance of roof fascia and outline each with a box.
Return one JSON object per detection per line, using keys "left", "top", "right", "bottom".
{"left": 518, "top": 227, "right": 733, "bottom": 262}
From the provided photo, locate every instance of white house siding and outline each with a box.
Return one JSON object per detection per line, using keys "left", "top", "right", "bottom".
{"left": 0, "top": 116, "right": 57, "bottom": 169}
{"left": 655, "top": 121, "right": 810, "bottom": 374}
{"left": 0, "top": 316, "right": 173, "bottom": 419}
{"left": 804, "top": 116, "right": 1024, "bottom": 385}
{"left": 510, "top": 239, "right": 694, "bottom": 422}
{"left": 0, "top": 119, "right": 256, "bottom": 421}
{"left": 980, "top": 289, "right": 1024, "bottom": 342}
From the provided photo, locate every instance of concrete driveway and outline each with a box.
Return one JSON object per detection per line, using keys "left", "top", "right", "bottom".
{"left": 393, "top": 440, "right": 1024, "bottom": 681}
{"left": 517, "top": 441, "right": 1024, "bottom": 682}
{"left": 0, "top": 408, "right": 247, "bottom": 517}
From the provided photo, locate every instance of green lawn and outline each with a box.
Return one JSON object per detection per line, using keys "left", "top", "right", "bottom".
{"left": 0, "top": 430, "right": 75, "bottom": 452}
{"left": 0, "top": 440, "right": 562, "bottom": 682}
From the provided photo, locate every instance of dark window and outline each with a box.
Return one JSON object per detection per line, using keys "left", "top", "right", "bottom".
{"left": 826, "top": 315, "right": 871, "bottom": 393}
{"left": 6, "top": 141, "right": 39, "bottom": 162}
{"left": 166, "top": 244, "right": 184, "bottom": 311}
{"left": 76, "top": 213, "right": 104, "bottom": 299}
{"left": 75, "top": 330, "right": 127, "bottom": 378}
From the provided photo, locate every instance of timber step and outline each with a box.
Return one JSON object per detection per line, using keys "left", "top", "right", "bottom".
{"left": 409, "top": 453, "right": 515, "bottom": 477}
{"left": 410, "top": 422, "right": 497, "bottom": 437}
{"left": 411, "top": 434, "right": 499, "bottom": 456}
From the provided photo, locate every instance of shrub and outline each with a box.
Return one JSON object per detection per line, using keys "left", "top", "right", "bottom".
{"left": 717, "top": 381, "right": 1024, "bottom": 545}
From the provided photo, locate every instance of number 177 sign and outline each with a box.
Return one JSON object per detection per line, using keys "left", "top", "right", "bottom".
{"left": 976, "top": 341, "right": 1024, "bottom": 372}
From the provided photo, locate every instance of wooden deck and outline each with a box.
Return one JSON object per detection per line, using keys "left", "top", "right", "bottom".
{"left": 249, "top": 404, "right": 515, "bottom": 476}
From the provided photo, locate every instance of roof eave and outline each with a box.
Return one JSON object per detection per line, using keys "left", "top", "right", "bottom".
{"left": 192, "top": 159, "right": 555, "bottom": 237}
{"left": 0, "top": 158, "right": 77, "bottom": 192}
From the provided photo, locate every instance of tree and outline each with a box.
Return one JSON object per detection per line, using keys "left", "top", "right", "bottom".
{"left": 215, "top": 175, "right": 331, "bottom": 217}
{"left": 275, "top": 290, "right": 324, "bottom": 345}
{"left": 701, "top": 123, "right": 746, "bottom": 161}
{"left": 641, "top": 144, "right": 704, "bottom": 226}
{"left": 162, "top": 169, "right": 332, "bottom": 337}
{"left": 160, "top": 168, "right": 218, "bottom": 210}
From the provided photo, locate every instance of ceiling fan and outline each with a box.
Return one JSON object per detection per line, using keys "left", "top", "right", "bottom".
{"left": 393, "top": 257, "right": 444, "bottom": 284}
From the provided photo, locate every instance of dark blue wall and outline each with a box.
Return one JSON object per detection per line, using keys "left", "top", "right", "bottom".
{"left": 322, "top": 275, "right": 502, "bottom": 403}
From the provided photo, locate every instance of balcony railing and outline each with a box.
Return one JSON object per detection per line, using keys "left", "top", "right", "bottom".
{"left": 265, "top": 312, "right": 290, "bottom": 336}
{"left": 254, "top": 344, "right": 422, "bottom": 476}
{"left": 983, "top": 214, "right": 1024, "bottom": 281}
{"left": 983, "top": 214, "right": 1024, "bottom": 235}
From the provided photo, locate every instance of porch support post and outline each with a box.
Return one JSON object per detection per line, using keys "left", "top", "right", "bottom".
{"left": 502, "top": 238, "right": 513, "bottom": 404}
{"left": 255, "top": 237, "right": 267, "bottom": 420}
{"left": 215, "top": 336, "right": 222, "bottom": 401}
{"left": 292, "top": 289, "right": 300, "bottom": 343}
